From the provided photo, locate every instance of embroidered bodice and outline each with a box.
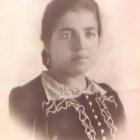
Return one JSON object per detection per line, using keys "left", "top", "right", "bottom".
{"left": 9, "top": 72, "right": 125, "bottom": 140}
{"left": 39, "top": 71, "right": 125, "bottom": 140}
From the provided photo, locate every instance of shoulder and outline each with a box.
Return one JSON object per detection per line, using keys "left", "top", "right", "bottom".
{"left": 95, "top": 82, "right": 119, "bottom": 98}
{"left": 10, "top": 75, "right": 45, "bottom": 102}
{"left": 97, "top": 82, "right": 123, "bottom": 105}
{"left": 9, "top": 75, "right": 46, "bottom": 117}
{"left": 96, "top": 82, "right": 124, "bottom": 110}
{"left": 96, "top": 82, "right": 115, "bottom": 93}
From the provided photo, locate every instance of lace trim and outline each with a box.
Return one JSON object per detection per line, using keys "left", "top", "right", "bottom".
{"left": 41, "top": 71, "right": 106, "bottom": 100}
{"left": 42, "top": 99, "right": 96, "bottom": 140}
{"left": 95, "top": 95, "right": 118, "bottom": 140}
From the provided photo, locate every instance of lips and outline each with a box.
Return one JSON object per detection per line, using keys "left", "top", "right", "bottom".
{"left": 72, "top": 55, "right": 90, "bottom": 61}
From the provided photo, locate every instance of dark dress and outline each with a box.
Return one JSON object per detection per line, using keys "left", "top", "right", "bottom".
{"left": 9, "top": 72, "right": 126, "bottom": 140}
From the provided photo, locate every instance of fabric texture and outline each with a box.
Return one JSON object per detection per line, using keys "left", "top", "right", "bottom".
{"left": 9, "top": 72, "right": 126, "bottom": 140}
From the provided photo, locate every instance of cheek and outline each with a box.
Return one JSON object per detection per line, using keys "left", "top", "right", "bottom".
{"left": 58, "top": 41, "right": 73, "bottom": 52}
{"left": 50, "top": 44, "right": 72, "bottom": 62}
{"left": 88, "top": 41, "right": 99, "bottom": 62}
{"left": 89, "top": 39, "right": 99, "bottom": 52}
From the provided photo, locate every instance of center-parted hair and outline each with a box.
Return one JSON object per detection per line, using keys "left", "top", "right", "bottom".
{"left": 41, "top": 0, "right": 102, "bottom": 45}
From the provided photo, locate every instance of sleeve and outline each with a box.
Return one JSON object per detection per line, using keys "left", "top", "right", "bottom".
{"left": 98, "top": 83, "right": 127, "bottom": 132}
{"left": 9, "top": 87, "right": 35, "bottom": 131}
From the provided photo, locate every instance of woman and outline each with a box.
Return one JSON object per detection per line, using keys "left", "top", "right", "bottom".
{"left": 9, "top": 0, "right": 126, "bottom": 140}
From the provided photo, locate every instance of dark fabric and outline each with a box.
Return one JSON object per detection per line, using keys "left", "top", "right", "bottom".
{"left": 9, "top": 75, "right": 126, "bottom": 140}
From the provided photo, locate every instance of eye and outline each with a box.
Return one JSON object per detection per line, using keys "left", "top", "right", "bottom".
{"left": 85, "top": 31, "right": 96, "bottom": 38}
{"left": 61, "top": 32, "right": 72, "bottom": 39}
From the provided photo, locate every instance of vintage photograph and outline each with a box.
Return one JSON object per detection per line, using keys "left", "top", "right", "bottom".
{"left": 0, "top": 0, "right": 140, "bottom": 140}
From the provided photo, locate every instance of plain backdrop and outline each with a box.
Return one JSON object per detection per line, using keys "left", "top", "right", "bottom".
{"left": 0, "top": 0, "right": 140, "bottom": 139}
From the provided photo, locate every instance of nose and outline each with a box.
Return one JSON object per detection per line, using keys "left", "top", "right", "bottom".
{"left": 73, "top": 34, "right": 86, "bottom": 51}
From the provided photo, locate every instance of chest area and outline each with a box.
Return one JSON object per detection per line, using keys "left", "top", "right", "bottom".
{"left": 41, "top": 94, "right": 118, "bottom": 140}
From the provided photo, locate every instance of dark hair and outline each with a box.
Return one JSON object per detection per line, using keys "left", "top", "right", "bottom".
{"left": 41, "top": 0, "right": 102, "bottom": 45}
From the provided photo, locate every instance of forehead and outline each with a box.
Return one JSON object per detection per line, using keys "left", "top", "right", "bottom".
{"left": 54, "top": 9, "right": 98, "bottom": 32}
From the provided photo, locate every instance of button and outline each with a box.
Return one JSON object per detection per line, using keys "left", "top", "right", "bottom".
{"left": 98, "top": 121, "right": 101, "bottom": 126}
{"left": 94, "top": 115, "right": 98, "bottom": 119}
{"left": 102, "top": 136, "right": 106, "bottom": 140}
{"left": 92, "top": 109, "right": 95, "bottom": 113}
{"left": 101, "top": 129, "right": 104, "bottom": 135}
{"left": 89, "top": 102, "right": 92, "bottom": 106}
{"left": 85, "top": 95, "right": 89, "bottom": 99}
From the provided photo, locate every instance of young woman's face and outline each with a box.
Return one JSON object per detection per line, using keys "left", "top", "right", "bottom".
{"left": 46, "top": 9, "right": 99, "bottom": 76}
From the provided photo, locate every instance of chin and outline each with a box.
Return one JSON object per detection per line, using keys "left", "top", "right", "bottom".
{"left": 68, "top": 66, "right": 91, "bottom": 76}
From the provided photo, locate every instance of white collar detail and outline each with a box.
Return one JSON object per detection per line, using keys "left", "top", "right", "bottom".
{"left": 41, "top": 71, "right": 107, "bottom": 100}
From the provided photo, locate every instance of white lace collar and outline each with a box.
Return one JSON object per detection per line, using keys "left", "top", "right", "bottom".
{"left": 41, "top": 71, "right": 107, "bottom": 100}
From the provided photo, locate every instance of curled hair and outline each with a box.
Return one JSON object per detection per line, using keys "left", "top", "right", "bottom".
{"left": 41, "top": 0, "right": 102, "bottom": 45}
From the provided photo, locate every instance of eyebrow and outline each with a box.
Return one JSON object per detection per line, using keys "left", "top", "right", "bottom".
{"left": 58, "top": 27, "right": 96, "bottom": 32}
{"left": 84, "top": 27, "right": 96, "bottom": 31}
{"left": 58, "top": 28, "right": 75, "bottom": 32}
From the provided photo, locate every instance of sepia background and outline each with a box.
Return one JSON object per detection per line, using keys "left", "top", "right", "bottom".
{"left": 0, "top": 0, "right": 140, "bottom": 139}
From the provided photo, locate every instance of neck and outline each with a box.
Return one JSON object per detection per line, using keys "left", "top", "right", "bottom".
{"left": 47, "top": 69, "right": 87, "bottom": 89}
